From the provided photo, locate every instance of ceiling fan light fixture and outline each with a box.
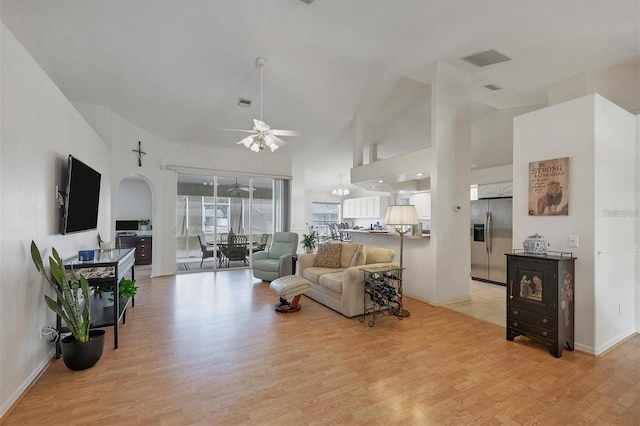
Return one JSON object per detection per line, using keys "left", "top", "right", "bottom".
{"left": 331, "top": 187, "right": 350, "bottom": 196}
{"left": 331, "top": 175, "right": 350, "bottom": 196}
{"left": 241, "top": 136, "right": 253, "bottom": 147}
{"left": 222, "top": 57, "right": 299, "bottom": 153}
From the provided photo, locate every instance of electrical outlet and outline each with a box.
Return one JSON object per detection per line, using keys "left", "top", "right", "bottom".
{"left": 40, "top": 325, "right": 57, "bottom": 342}
{"left": 568, "top": 235, "right": 579, "bottom": 248}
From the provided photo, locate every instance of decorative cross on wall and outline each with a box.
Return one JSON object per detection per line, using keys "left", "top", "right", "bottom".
{"left": 132, "top": 141, "right": 147, "bottom": 167}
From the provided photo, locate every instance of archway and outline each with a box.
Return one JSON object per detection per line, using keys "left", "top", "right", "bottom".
{"left": 115, "top": 175, "right": 153, "bottom": 277}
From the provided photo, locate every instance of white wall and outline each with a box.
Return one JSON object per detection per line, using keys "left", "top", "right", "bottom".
{"left": 593, "top": 98, "right": 637, "bottom": 351}
{"left": 514, "top": 94, "right": 637, "bottom": 354}
{"left": 471, "top": 104, "right": 542, "bottom": 170}
{"left": 72, "top": 101, "right": 112, "bottom": 146}
{"left": 548, "top": 62, "right": 640, "bottom": 114}
{"left": 0, "top": 23, "right": 111, "bottom": 417}
{"left": 470, "top": 165, "right": 513, "bottom": 186}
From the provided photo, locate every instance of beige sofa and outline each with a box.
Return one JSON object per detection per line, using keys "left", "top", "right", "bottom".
{"left": 297, "top": 242, "right": 398, "bottom": 317}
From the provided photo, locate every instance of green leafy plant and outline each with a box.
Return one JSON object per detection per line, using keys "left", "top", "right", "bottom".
{"left": 139, "top": 219, "right": 151, "bottom": 226}
{"left": 117, "top": 278, "right": 138, "bottom": 300}
{"left": 31, "top": 241, "right": 91, "bottom": 343}
{"left": 300, "top": 223, "right": 317, "bottom": 250}
{"left": 95, "top": 278, "right": 138, "bottom": 303}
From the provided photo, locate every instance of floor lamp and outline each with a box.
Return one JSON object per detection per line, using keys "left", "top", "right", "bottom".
{"left": 384, "top": 205, "right": 419, "bottom": 318}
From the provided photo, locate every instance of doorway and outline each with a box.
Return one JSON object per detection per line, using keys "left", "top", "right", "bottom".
{"left": 115, "top": 175, "right": 153, "bottom": 277}
{"left": 176, "top": 173, "right": 284, "bottom": 273}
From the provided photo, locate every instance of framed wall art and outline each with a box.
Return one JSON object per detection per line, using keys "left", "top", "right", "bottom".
{"left": 528, "top": 157, "right": 569, "bottom": 216}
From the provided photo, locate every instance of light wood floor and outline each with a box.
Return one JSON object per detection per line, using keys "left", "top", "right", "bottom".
{"left": 4, "top": 270, "right": 639, "bottom": 425}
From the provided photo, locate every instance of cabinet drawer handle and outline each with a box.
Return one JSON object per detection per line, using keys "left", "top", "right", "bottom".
{"left": 542, "top": 318, "right": 548, "bottom": 324}
{"left": 513, "top": 310, "right": 518, "bottom": 316}
{"left": 542, "top": 331, "right": 548, "bottom": 337}
{"left": 513, "top": 322, "right": 519, "bottom": 327}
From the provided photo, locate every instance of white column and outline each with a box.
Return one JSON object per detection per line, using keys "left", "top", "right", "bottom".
{"left": 428, "top": 61, "right": 472, "bottom": 303}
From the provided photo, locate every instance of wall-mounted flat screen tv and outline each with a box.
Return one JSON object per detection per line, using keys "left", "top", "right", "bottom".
{"left": 61, "top": 155, "right": 101, "bottom": 234}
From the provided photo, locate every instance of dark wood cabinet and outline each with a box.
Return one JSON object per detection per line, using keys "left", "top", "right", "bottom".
{"left": 506, "top": 252, "right": 575, "bottom": 358}
{"left": 117, "top": 235, "right": 152, "bottom": 265}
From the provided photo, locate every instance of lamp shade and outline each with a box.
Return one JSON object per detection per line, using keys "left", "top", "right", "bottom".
{"left": 384, "top": 205, "right": 419, "bottom": 225}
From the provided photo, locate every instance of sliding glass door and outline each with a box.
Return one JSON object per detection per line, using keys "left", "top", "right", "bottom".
{"left": 176, "top": 172, "right": 283, "bottom": 272}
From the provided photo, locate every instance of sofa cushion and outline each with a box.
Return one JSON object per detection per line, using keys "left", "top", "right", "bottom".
{"left": 318, "top": 271, "right": 345, "bottom": 294}
{"left": 302, "top": 266, "right": 345, "bottom": 283}
{"left": 314, "top": 243, "right": 342, "bottom": 268}
{"left": 363, "top": 246, "right": 395, "bottom": 264}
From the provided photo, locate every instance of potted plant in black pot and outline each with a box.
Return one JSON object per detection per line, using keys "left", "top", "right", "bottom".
{"left": 31, "top": 241, "right": 105, "bottom": 371}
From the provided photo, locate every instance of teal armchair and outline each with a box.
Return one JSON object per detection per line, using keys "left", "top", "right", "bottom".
{"left": 252, "top": 232, "right": 299, "bottom": 281}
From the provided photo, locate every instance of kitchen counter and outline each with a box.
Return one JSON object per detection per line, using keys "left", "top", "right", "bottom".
{"left": 339, "top": 229, "right": 430, "bottom": 238}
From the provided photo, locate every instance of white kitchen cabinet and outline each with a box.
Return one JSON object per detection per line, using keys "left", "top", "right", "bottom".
{"left": 478, "top": 181, "right": 513, "bottom": 199}
{"left": 409, "top": 192, "right": 431, "bottom": 219}
{"left": 343, "top": 196, "right": 389, "bottom": 218}
{"left": 343, "top": 199, "right": 354, "bottom": 218}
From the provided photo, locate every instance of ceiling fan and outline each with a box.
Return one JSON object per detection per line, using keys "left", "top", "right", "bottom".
{"left": 221, "top": 57, "right": 300, "bottom": 152}
{"left": 227, "top": 178, "right": 254, "bottom": 195}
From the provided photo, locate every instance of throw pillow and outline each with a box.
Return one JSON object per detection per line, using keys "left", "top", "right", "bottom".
{"left": 314, "top": 243, "right": 342, "bottom": 268}
{"left": 340, "top": 243, "right": 362, "bottom": 268}
{"left": 349, "top": 244, "right": 363, "bottom": 267}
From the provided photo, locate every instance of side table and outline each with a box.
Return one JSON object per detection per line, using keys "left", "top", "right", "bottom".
{"left": 359, "top": 266, "right": 404, "bottom": 327}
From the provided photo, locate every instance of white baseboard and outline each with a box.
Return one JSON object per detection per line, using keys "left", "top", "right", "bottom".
{"left": 0, "top": 349, "right": 53, "bottom": 419}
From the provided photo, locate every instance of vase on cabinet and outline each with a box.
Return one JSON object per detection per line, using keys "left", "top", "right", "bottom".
{"left": 523, "top": 233, "right": 549, "bottom": 256}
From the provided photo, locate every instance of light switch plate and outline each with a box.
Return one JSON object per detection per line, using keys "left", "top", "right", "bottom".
{"left": 568, "top": 235, "right": 579, "bottom": 248}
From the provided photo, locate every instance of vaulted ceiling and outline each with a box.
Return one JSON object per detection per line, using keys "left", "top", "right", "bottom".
{"left": 2, "top": 0, "right": 639, "bottom": 193}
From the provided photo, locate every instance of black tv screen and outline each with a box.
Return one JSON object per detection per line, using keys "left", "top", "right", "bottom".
{"left": 61, "top": 155, "right": 101, "bottom": 234}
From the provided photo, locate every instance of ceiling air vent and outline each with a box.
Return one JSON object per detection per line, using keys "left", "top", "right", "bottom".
{"left": 484, "top": 84, "right": 503, "bottom": 91}
{"left": 237, "top": 98, "right": 252, "bottom": 108}
{"left": 462, "top": 49, "right": 511, "bottom": 67}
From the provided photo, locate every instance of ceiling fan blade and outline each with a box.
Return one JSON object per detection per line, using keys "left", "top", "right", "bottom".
{"left": 220, "top": 128, "right": 257, "bottom": 133}
{"left": 271, "top": 135, "right": 287, "bottom": 146}
{"left": 270, "top": 129, "right": 300, "bottom": 137}
{"left": 253, "top": 119, "right": 270, "bottom": 131}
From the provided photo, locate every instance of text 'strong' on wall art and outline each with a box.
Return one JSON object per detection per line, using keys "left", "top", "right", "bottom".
{"left": 528, "top": 157, "right": 569, "bottom": 216}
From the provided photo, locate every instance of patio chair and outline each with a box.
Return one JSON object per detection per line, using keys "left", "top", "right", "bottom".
{"left": 223, "top": 234, "right": 249, "bottom": 267}
{"left": 198, "top": 235, "right": 216, "bottom": 267}
{"left": 252, "top": 233, "right": 270, "bottom": 253}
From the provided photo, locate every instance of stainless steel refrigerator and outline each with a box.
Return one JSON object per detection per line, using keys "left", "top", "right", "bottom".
{"left": 470, "top": 198, "right": 512, "bottom": 285}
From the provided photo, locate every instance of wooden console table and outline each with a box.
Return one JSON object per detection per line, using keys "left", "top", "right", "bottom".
{"left": 60, "top": 248, "right": 135, "bottom": 358}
